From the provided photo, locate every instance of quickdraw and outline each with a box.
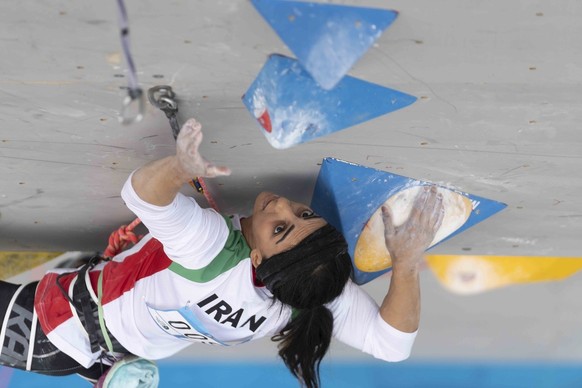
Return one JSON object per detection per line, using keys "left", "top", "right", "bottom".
{"left": 147, "top": 85, "right": 180, "bottom": 139}
{"left": 147, "top": 85, "right": 221, "bottom": 211}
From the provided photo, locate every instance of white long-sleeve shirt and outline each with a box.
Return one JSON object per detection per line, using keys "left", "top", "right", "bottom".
{"left": 35, "top": 174, "right": 416, "bottom": 368}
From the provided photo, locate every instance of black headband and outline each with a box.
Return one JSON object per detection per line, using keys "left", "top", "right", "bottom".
{"left": 256, "top": 223, "right": 348, "bottom": 292}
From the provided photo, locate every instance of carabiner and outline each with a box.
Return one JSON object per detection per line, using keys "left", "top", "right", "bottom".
{"left": 148, "top": 85, "right": 176, "bottom": 108}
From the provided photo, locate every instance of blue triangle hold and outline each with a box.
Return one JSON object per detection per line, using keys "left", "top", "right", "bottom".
{"left": 310, "top": 158, "right": 508, "bottom": 285}
{"left": 242, "top": 54, "right": 416, "bottom": 149}
{"left": 251, "top": 0, "right": 398, "bottom": 89}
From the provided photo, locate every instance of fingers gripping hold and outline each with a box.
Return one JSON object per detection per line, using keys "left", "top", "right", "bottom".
{"left": 418, "top": 186, "right": 441, "bottom": 222}
{"left": 413, "top": 186, "right": 433, "bottom": 216}
{"left": 381, "top": 185, "right": 445, "bottom": 266}
{"left": 431, "top": 193, "right": 445, "bottom": 232}
{"left": 381, "top": 205, "right": 396, "bottom": 239}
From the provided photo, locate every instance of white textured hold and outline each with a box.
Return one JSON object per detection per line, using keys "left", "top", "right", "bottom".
{"left": 354, "top": 186, "right": 473, "bottom": 272}
{"left": 385, "top": 186, "right": 470, "bottom": 243}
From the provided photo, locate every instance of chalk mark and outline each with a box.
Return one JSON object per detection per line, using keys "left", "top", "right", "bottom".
{"left": 139, "top": 135, "right": 158, "bottom": 141}
{"left": 498, "top": 164, "right": 528, "bottom": 177}
{"left": 169, "top": 65, "right": 187, "bottom": 86}
{"left": 0, "top": 189, "right": 44, "bottom": 209}
{"left": 395, "top": 129, "right": 438, "bottom": 143}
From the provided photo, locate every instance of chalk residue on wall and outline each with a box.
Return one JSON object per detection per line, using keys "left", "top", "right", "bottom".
{"left": 250, "top": 87, "right": 328, "bottom": 150}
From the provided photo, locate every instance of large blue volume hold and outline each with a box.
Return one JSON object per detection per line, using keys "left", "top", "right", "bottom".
{"left": 242, "top": 54, "right": 416, "bottom": 149}
{"left": 251, "top": 0, "right": 398, "bottom": 89}
{"left": 311, "top": 158, "right": 508, "bottom": 285}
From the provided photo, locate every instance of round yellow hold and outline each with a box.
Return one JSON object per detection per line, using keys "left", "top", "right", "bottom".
{"left": 425, "top": 254, "right": 582, "bottom": 295}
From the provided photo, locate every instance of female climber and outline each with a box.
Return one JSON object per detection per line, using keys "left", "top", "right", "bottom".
{"left": 0, "top": 118, "right": 444, "bottom": 388}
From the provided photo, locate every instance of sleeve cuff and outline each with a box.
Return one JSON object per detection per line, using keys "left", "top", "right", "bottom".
{"left": 365, "top": 313, "right": 418, "bottom": 362}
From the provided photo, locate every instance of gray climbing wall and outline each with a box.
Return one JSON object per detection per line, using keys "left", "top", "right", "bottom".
{"left": 1, "top": 0, "right": 581, "bottom": 377}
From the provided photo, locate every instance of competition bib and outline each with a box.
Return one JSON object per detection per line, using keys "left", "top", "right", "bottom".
{"left": 146, "top": 303, "right": 252, "bottom": 346}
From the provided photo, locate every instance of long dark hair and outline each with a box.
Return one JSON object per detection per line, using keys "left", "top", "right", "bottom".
{"left": 256, "top": 224, "right": 353, "bottom": 388}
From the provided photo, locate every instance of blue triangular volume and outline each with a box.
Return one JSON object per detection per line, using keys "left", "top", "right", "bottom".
{"left": 251, "top": 0, "right": 398, "bottom": 89}
{"left": 242, "top": 54, "right": 416, "bottom": 149}
{"left": 311, "top": 158, "right": 508, "bottom": 285}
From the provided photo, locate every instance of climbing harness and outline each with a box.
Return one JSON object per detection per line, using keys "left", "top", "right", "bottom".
{"left": 72, "top": 257, "right": 102, "bottom": 354}
{"left": 55, "top": 256, "right": 128, "bottom": 376}
{"left": 116, "top": 0, "right": 144, "bottom": 124}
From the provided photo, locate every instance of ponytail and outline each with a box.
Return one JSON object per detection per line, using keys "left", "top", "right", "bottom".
{"left": 256, "top": 223, "right": 353, "bottom": 388}
{"left": 273, "top": 306, "right": 333, "bottom": 388}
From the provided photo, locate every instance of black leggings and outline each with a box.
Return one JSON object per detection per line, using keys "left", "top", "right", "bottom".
{"left": 0, "top": 280, "right": 105, "bottom": 380}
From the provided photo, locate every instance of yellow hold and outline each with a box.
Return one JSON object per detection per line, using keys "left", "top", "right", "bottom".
{"left": 0, "top": 251, "right": 62, "bottom": 280}
{"left": 425, "top": 255, "right": 582, "bottom": 295}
